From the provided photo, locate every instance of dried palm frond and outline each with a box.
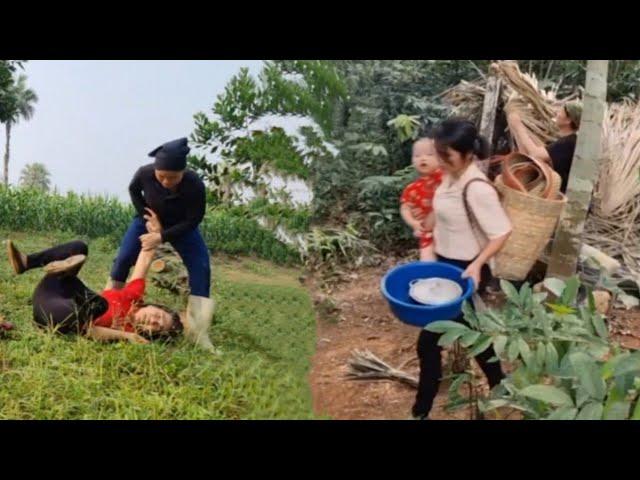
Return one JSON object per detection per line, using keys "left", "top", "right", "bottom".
{"left": 583, "top": 100, "right": 640, "bottom": 290}
{"left": 495, "top": 61, "right": 563, "bottom": 145}
{"left": 345, "top": 349, "right": 418, "bottom": 388}
{"left": 495, "top": 62, "right": 558, "bottom": 121}
{"left": 442, "top": 60, "right": 567, "bottom": 146}
{"left": 594, "top": 101, "right": 640, "bottom": 216}
{"left": 440, "top": 80, "right": 486, "bottom": 120}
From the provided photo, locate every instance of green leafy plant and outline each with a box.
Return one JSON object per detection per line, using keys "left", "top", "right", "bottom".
{"left": 387, "top": 114, "right": 421, "bottom": 143}
{"left": 354, "top": 165, "right": 417, "bottom": 251}
{"left": 300, "top": 223, "right": 378, "bottom": 270}
{"left": 425, "top": 277, "right": 640, "bottom": 420}
{"left": 190, "top": 61, "right": 343, "bottom": 213}
{"left": 200, "top": 210, "right": 299, "bottom": 265}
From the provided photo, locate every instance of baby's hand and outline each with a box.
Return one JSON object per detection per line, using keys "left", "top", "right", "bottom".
{"left": 420, "top": 246, "right": 437, "bottom": 262}
{"left": 411, "top": 220, "right": 425, "bottom": 238}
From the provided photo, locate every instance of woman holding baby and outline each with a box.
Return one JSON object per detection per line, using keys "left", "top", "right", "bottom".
{"left": 401, "top": 118, "right": 512, "bottom": 419}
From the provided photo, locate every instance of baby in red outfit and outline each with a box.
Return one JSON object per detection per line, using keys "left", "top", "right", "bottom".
{"left": 400, "top": 136, "right": 443, "bottom": 261}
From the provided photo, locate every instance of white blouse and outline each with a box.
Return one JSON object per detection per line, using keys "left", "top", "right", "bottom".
{"left": 433, "top": 162, "right": 512, "bottom": 261}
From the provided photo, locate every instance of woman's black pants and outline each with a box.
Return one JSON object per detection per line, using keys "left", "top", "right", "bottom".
{"left": 28, "top": 240, "right": 108, "bottom": 334}
{"left": 411, "top": 255, "right": 505, "bottom": 418}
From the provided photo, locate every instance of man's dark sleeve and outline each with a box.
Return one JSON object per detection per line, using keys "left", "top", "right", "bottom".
{"left": 546, "top": 135, "right": 576, "bottom": 193}
{"left": 160, "top": 178, "right": 206, "bottom": 243}
{"left": 129, "top": 168, "right": 147, "bottom": 217}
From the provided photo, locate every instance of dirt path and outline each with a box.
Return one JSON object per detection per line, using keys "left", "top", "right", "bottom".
{"left": 308, "top": 262, "right": 480, "bottom": 420}
{"left": 308, "top": 262, "right": 640, "bottom": 420}
{"left": 610, "top": 308, "right": 640, "bottom": 350}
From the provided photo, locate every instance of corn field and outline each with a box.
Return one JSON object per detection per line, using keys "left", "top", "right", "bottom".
{"left": 0, "top": 187, "right": 133, "bottom": 241}
{"left": 0, "top": 187, "right": 300, "bottom": 265}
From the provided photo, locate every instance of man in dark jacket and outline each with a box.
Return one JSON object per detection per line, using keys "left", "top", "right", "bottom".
{"left": 108, "top": 137, "right": 216, "bottom": 351}
{"left": 506, "top": 101, "right": 582, "bottom": 194}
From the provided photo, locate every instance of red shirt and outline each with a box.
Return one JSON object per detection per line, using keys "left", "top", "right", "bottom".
{"left": 94, "top": 279, "right": 146, "bottom": 333}
{"left": 400, "top": 170, "right": 444, "bottom": 249}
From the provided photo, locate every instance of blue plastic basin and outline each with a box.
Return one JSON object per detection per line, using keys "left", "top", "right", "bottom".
{"left": 380, "top": 261, "right": 474, "bottom": 327}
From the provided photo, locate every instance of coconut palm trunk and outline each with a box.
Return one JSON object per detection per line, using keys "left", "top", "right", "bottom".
{"left": 1, "top": 74, "right": 38, "bottom": 187}
{"left": 3, "top": 121, "right": 10, "bottom": 186}
{"left": 547, "top": 60, "right": 609, "bottom": 279}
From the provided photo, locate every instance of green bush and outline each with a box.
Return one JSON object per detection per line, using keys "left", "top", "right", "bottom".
{"left": 215, "top": 198, "right": 312, "bottom": 234}
{"left": 0, "top": 186, "right": 300, "bottom": 265}
{"left": 201, "top": 211, "right": 299, "bottom": 265}
{"left": 427, "top": 277, "right": 640, "bottom": 420}
{"left": 354, "top": 165, "right": 418, "bottom": 252}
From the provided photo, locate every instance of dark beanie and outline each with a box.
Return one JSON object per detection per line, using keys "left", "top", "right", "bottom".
{"left": 149, "top": 137, "right": 190, "bottom": 171}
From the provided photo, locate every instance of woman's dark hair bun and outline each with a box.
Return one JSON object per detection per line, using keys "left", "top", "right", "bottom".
{"left": 432, "top": 118, "right": 490, "bottom": 160}
{"left": 473, "top": 135, "right": 490, "bottom": 160}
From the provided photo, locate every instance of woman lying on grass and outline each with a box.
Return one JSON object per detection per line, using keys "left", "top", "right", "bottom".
{"left": 6, "top": 215, "right": 182, "bottom": 344}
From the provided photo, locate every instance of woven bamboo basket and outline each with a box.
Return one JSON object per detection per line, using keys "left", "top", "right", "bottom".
{"left": 493, "top": 172, "right": 566, "bottom": 281}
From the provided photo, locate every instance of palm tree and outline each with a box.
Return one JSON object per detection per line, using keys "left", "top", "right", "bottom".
{"left": 19, "top": 162, "right": 51, "bottom": 192}
{"left": 1, "top": 74, "right": 38, "bottom": 186}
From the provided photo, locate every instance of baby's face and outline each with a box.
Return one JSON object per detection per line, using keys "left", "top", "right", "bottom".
{"left": 412, "top": 139, "right": 439, "bottom": 176}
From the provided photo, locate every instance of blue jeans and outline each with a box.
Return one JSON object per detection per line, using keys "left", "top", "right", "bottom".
{"left": 110, "top": 217, "right": 211, "bottom": 297}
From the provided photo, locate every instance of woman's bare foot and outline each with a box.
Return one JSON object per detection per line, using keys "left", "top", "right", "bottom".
{"left": 7, "top": 240, "right": 28, "bottom": 274}
{"left": 43, "top": 254, "right": 86, "bottom": 276}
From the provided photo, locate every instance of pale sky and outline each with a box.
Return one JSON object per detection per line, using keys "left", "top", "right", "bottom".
{"left": 3, "top": 60, "right": 264, "bottom": 201}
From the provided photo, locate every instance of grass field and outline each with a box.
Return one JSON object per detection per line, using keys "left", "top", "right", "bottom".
{"left": 0, "top": 230, "right": 319, "bottom": 419}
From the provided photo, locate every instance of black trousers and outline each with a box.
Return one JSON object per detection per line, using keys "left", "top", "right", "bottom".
{"left": 412, "top": 255, "right": 505, "bottom": 418}
{"left": 29, "top": 241, "right": 108, "bottom": 334}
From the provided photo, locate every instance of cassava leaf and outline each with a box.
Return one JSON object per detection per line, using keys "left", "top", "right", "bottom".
{"left": 460, "top": 330, "right": 481, "bottom": 348}
{"left": 507, "top": 338, "right": 521, "bottom": 362}
{"left": 520, "top": 385, "right": 574, "bottom": 407}
{"left": 613, "top": 352, "right": 640, "bottom": 378}
{"left": 546, "top": 406, "right": 578, "bottom": 420}
{"left": 603, "top": 400, "right": 631, "bottom": 420}
{"left": 493, "top": 335, "right": 508, "bottom": 357}
{"left": 438, "top": 329, "right": 466, "bottom": 347}
{"left": 424, "top": 320, "right": 467, "bottom": 334}
{"left": 576, "top": 402, "right": 604, "bottom": 420}
{"left": 500, "top": 280, "right": 520, "bottom": 305}
{"left": 518, "top": 338, "right": 532, "bottom": 366}
{"left": 543, "top": 277, "right": 566, "bottom": 298}
{"left": 545, "top": 342, "right": 558, "bottom": 372}
{"left": 467, "top": 335, "right": 494, "bottom": 357}
{"left": 569, "top": 352, "right": 606, "bottom": 401}
{"left": 561, "top": 276, "right": 580, "bottom": 305}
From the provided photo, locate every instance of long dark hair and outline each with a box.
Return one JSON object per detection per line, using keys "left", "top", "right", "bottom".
{"left": 432, "top": 118, "right": 490, "bottom": 165}
{"left": 133, "top": 302, "right": 183, "bottom": 341}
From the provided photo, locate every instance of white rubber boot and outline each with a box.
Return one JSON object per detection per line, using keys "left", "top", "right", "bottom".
{"left": 184, "top": 295, "right": 219, "bottom": 354}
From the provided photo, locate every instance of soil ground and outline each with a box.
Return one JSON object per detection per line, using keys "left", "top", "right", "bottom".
{"left": 307, "top": 260, "right": 640, "bottom": 420}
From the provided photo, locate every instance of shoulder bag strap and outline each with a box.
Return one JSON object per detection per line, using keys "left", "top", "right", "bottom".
{"left": 462, "top": 178, "right": 502, "bottom": 244}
